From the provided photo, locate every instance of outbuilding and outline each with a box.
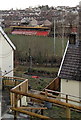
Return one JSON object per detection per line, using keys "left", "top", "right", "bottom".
{"left": 58, "top": 32, "right": 81, "bottom": 106}
{"left": 0, "top": 27, "right": 16, "bottom": 77}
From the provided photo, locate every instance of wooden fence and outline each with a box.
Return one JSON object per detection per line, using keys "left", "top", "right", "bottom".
{"left": 2, "top": 76, "right": 81, "bottom": 119}
{"left": 44, "top": 77, "right": 60, "bottom": 91}
{"left": 10, "top": 79, "right": 51, "bottom": 119}
{"left": 2, "top": 76, "right": 25, "bottom": 89}
{"left": 10, "top": 86, "right": 81, "bottom": 120}
{"left": 10, "top": 79, "right": 28, "bottom": 107}
{"left": 42, "top": 89, "right": 81, "bottom": 106}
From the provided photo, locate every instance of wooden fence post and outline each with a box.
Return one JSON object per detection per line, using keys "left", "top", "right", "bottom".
{"left": 19, "top": 86, "right": 22, "bottom": 107}
{"left": 58, "top": 93, "right": 61, "bottom": 101}
{"left": 66, "top": 95, "right": 68, "bottom": 103}
{"left": 66, "top": 107, "right": 71, "bottom": 120}
{"left": 66, "top": 95, "right": 71, "bottom": 119}
{"left": 41, "top": 109, "right": 43, "bottom": 120}
{"left": 14, "top": 93, "right": 18, "bottom": 120}
{"left": 45, "top": 90, "right": 48, "bottom": 98}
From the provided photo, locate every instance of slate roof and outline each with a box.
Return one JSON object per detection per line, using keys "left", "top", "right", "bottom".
{"left": 58, "top": 39, "right": 81, "bottom": 81}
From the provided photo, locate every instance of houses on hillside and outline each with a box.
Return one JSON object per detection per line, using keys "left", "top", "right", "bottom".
{"left": 0, "top": 5, "right": 79, "bottom": 27}
{"left": 0, "top": 27, "right": 16, "bottom": 77}
{"left": 21, "top": 18, "right": 52, "bottom": 27}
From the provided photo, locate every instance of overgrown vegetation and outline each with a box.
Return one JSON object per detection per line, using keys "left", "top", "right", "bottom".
{"left": 14, "top": 65, "right": 58, "bottom": 90}
{"left": 8, "top": 34, "right": 68, "bottom": 56}
{"left": 6, "top": 33, "right": 67, "bottom": 90}
{"left": 7, "top": 34, "right": 67, "bottom": 68}
{"left": 44, "top": 105, "right": 81, "bottom": 119}
{"left": 26, "top": 67, "right": 58, "bottom": 78}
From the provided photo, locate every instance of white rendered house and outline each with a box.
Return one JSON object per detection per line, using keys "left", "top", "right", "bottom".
{"left": 58, "top": 3, "right": 81, "bottom": 106}
{"left": 0, "top": 27, "right": 16, "bottom": 77}
{"left": 58, "top": 33, "right": 81, "bottom": 106}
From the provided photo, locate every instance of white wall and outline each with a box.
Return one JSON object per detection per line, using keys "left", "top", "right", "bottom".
{"left": 0, "top": 33, "right": 2, "bottom": 69}
{"left": 61, "top": 79, "right": 81, "bottom": 106}
{"left": 0, "top": 33, "right": 14, "bottom": 77}
{"left": 79, "top": 81, "right": 81, "bottom": 102}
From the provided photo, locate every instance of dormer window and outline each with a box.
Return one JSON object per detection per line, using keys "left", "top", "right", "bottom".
{"left": 69, "top": 33, "right": 76, "bottom": 45}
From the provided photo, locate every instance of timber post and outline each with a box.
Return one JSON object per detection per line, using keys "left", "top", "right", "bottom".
{"left": 66, "top": 107, "right": 71, "bottom": 120}
{"left": 66, "top": 95, "right": 71, "bottom": 119}
{"left": 41, "top": 109, "right": 44, "bottom": 120}
{"left": 66, "top": 95, "right": 68, "bottom": 103}
{"left": 14, "top": 93, "right": 18, "bottom": 120}
{"left": 19, "top": 86, "right": 22, "bottom": 107}
{"left": 45, "top": 89, "right": 48, "bottom": 98}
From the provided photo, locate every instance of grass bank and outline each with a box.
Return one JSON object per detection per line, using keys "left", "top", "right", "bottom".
{"left": 8, "top": 34, "right": 68, "bottom": 58}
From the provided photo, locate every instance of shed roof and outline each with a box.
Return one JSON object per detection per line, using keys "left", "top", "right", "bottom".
{"left": 0, "top": 27, "right": 16, "bottom": 50}
{"left": 58, "top": 39, "right": 81, "bottom": 81}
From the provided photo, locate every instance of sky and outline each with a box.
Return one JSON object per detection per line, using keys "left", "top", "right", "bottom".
{"left": 0, "top": 0, "right": 81, "bottom": 10}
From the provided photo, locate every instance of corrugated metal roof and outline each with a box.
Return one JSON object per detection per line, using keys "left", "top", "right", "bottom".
{"left": 0, "top": 27, "right": 16, "bottom": 50}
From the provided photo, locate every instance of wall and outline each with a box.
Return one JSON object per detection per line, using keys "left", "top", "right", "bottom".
{"left": 79, "top": 81, "right": 81, "bottom": 103}
{"left": 0, "top": 33, "right": 2, "bottom": 69}
{"left": 61, "top": 79, "right": 81, "bottom": 106}
{"left": 0, "top": 32, "right": 13, "bottom": 77}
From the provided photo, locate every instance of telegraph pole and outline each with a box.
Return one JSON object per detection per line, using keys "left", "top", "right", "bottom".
{"left": 54, "top": 19, "right": 56, "bottom": 56}
{"left": 62, "top": 18, "right": 64, "bottom": 55}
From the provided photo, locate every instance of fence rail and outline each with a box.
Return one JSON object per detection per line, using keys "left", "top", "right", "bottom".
{"left": 10, "top": 79, "right": 28, "bottom": 107}
{"left": 44, "top": 89, "right": 81, "bottom": 104}
{"left": 10, "top": 87, "right": 81, "bottom": 119}
{"left": 2, "top": 76, "right": 25, "bottom": 89}
{"left": 2, "top": 76, "right": 81, "bottom": 119}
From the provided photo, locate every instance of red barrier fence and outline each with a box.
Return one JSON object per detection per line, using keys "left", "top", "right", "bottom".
{"left": 12, "top": 30, "right": 49, "bottom": 36}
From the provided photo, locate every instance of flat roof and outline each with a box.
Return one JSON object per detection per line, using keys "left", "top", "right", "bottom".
{"left": 10, "top": 26, "right": 49, "bottom": 29}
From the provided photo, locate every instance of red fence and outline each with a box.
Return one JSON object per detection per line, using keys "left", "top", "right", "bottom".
{"left": 12, "top": 30, "right": 49, "bottom": 36}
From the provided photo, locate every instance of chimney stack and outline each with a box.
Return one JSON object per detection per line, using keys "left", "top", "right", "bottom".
{"left": 69, "top": 33, "right": 76, "bottom": 44}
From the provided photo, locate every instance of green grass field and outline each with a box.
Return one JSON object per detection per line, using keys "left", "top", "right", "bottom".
{"left": 8, "top": 34, "right": 68, "bottom": 58}
{"left": 32, "top": 66, "right": 59, "bottom": 72}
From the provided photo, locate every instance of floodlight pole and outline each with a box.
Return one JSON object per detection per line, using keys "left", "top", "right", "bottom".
{"left": 54, "top": 19, "right": 56, "bottom": 56}
{"left": 62, "top": 15, "right": 64, "bottom": 55}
